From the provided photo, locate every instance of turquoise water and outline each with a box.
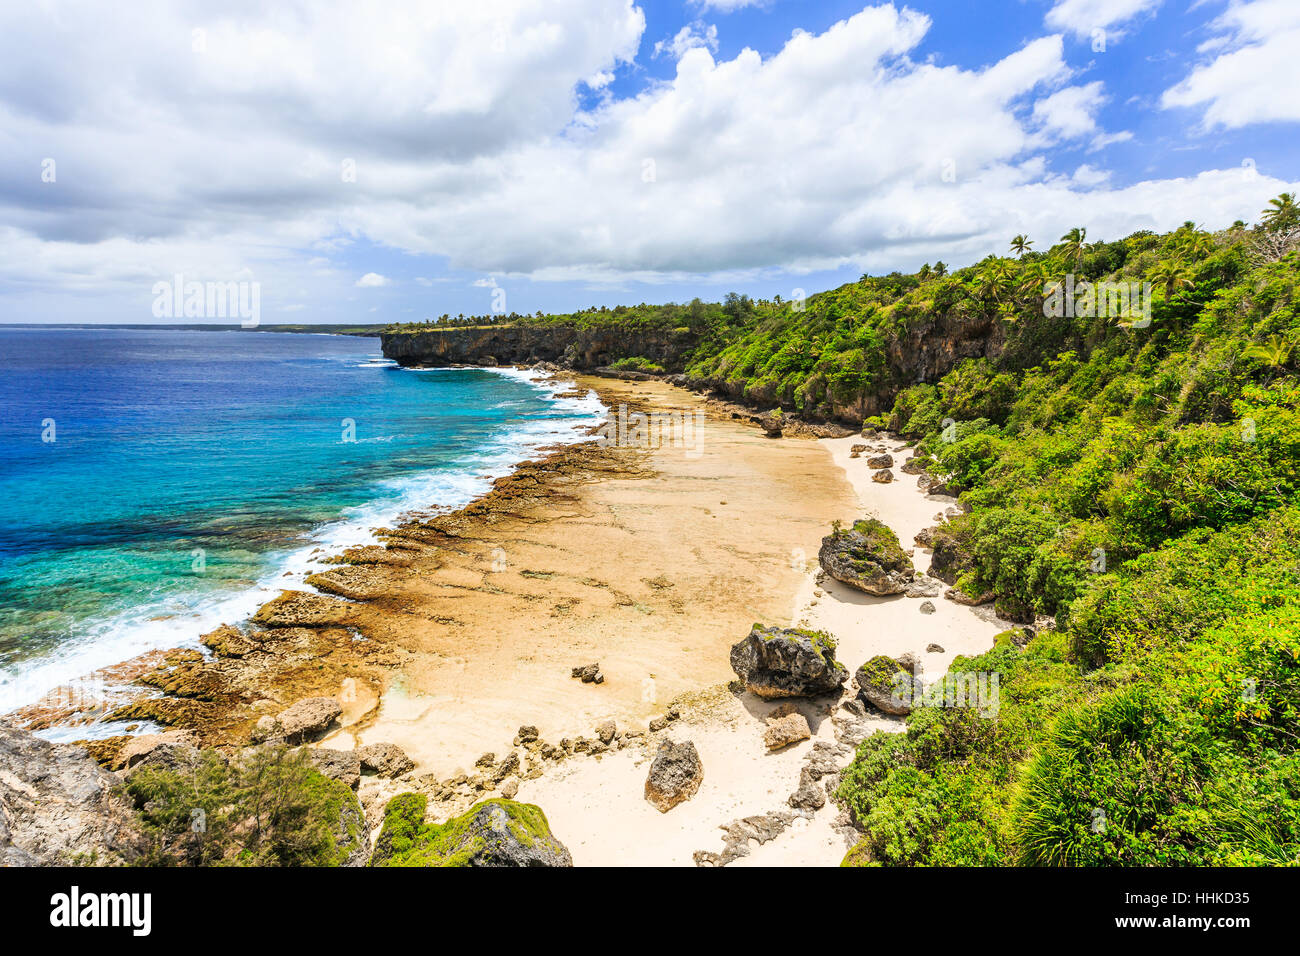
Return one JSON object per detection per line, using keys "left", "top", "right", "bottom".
{"left": 0, "top": 327, "right": 602, "bottom": 715}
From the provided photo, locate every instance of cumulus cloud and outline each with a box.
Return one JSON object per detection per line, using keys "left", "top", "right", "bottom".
{"left": 0, "top": 0, "right": 1294, "bottom": 319}
{"left": 692, "top": 0, "right": 768, "bottom": 11}
{"left": 1161, "top": 0, "right": 1300, "bottom": 129}
{"left": 355, "top": 273, "right": 390, "bottom": 287}
{"left": 1045, "top": 0, "right": 1162, "bottom": 39}
{"left": 654, "top": 21, "right": 719, "bottom": 59}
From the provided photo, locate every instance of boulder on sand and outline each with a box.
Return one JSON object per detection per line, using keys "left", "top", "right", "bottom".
{"left": 763, "top": 709, "right": 812, "bottom": 751}
{"left": 729, "top": 625, "right": 848, "bottom": 699}
{"left": 308, "top": 748, "right": 362, "bottom": 790}
{"left": 819, "top": 518, "right": 915, "bottom": 595}
{"left": 855, "top": 655, "right": 918, "bottom": 716}
{"left": 865, "top": 453, "right": 894, "bottom": 469}
{"left": 644, "top": 739, "right": 704, "bottom": 813}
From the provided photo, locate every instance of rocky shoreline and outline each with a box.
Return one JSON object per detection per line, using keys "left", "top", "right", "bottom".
{"left": 2, "top": 369, "right": 1014, "bottom": 866}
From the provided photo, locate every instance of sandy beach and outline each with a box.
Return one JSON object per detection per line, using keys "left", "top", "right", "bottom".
{"left": 15, "top": 372, "right": 1007, "bottom": 866}
{"left": 504, "top": 425, "right": 1008, "bottom": 867}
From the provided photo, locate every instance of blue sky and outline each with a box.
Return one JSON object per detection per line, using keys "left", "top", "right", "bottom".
{"left": 0, "top": 0, "right": 1297, "bottom": 324}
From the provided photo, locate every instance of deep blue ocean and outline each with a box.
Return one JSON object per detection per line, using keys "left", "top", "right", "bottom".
{"left": 0, "top": 327, "right": 602, "bottom": 718}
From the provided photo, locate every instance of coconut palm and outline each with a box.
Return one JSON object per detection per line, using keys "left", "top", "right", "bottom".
{"left": 1242, "top": 334, "right": 1295, "bottom": 369}
{"left": 1010, "top": 235, "right": 1033, "bottom": 258}
{"left": 1151, "top": 260, "right": 1193, "bottom": 300}
{"left": 1262, "top": 193, "right": 1299, "bottom": 232}
{"left": 1060, "top": 227, "right": 1087, "bottom": 269}
{"left": 1178, "top": 230, "right": 1215, "bottom": 259}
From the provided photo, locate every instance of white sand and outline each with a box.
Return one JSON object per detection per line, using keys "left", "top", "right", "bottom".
{"left": 514, "top": 435, "right": 1007, "bottom": 867}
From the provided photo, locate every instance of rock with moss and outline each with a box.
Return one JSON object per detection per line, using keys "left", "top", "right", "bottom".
{"left": 818, "top": 518, "right": 915, "bottom": 596}
{"left": 926, "top": 527, "right": 972, "bottom": 585}
{"left": 854, "top": 655, "right": 917, "bottom": 716}
{"left": 729, "top": 625, "right": 848, "bottom": 699}
{"left": 369, "top": 793, "right": 572, "bottom": 867}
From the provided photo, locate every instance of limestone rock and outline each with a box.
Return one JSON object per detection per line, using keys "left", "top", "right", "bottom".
{"left": 370, "top": 794, "right": 572, "bottom": 867}
{"left": 866, "top": 453, "right": 894, "bottom": 469}
{"left": 253, "top": 696, "right": 342, "bottom": 744}
{"left": 644, "top": 740, "right": 703, "bottom": 813}
{"left": 729, "top": 625, "right": 848, "bottom": 699}
{"left": 854, "top": 655, "right": 916, "bottom": 716}
{"left": 118, "top": 730, "right": 199, "bottom": 770}
{"left": 763, "top": 711, "right": 812, "bottom": 751}
{"left": 357, "top": 742, "right": 415, "bottom": 778}
{"left": 819, "top": 518, "right": 914, "bottom": 595}
{"left": 309, "top": 748, "right": 362, "bottom": 790}
{"left": 252, "top": 591, "right": 352, "bottom": 628}
{"left": 0, "top": 724, "right": 145, "bottom": 866}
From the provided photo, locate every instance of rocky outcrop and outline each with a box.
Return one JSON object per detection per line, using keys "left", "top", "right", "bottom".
{"left": 309, "top": 748, "right": 362, "bottom": 790}
{"left": 0, "top": 723, "right": 145, "bottom": 865}
{"left": 855, "top": 655, "right": 918, "bottom": 716}
{"left": 729, "top": 625, "right": 849, "bottom": 699}
{"left": 118, "top": 730, "right": 199, "bottom": 770}
{"left": 358, "top": 743, "right": 414, "bottom": 778}
{"left": 370, "top": 793, "right": 572, "bottom": 867}
{"left": 252, "top": 696, "right": 342, "bottom": 745}
{"left": 252, "top": 591, "right": 353, "bottom": 628}
{"left": 819, "top": 518, "right": 915, "bottom": 595}
{"left": 381, "top": 325, "right": 696, "bottom": 372}
{"left": 927, "top": 527, "right": 972, "bottom": 585}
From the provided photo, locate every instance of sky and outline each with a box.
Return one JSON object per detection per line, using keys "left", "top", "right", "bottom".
{"left": 1, "top": 0, "right": 1298, "bottom": 324}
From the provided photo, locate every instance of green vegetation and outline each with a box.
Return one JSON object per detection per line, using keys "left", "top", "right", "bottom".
{"left": 123, "top": 745, "right": 364, "bottom": 866}
{"left": 385, "top": 203, "right": 1299, "bottom": 866}
{"left": 368, "top": 793, "right": 558, "bottom": 867}
{"left": 830, "top": 207, "right": 1300, "bottom": 866}
{"left": 834, "top": 517, "right": 913, "bottom": 574}
{"left": 609, "top": 355, "right": 666, "bottom": 373}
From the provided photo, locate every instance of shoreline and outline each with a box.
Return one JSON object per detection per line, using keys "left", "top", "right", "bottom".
{"left": 7, "top": 369, "right": 1008, "bottom": 867}
{"left": 1, "top": 362, "right": 606, "bottom": 727}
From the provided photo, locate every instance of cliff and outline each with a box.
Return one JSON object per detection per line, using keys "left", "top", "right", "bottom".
{"left": 381, "top": 324, "right": 698, "bottom": 371}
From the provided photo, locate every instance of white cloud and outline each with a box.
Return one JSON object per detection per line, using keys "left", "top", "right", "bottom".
{"left": 355, "top": 273, "right": 390, "bottom": 287}
{"left": 1033, "top": 81, "right": 1109, "bottom": 139}
{"left": 0, "top": 0, "right": 1294, "bottom": 320}
{"left": 654, "top": 22, "right": 719, "bottom": 59}
{"left": 1045, "top": 0, "right": 1161, "bottom": 39}
{"left": 1162, "top": 0, "right": 1300, "bottom": 129}
{"left": 693, "top": 0, "right": 767, "bottom": 11}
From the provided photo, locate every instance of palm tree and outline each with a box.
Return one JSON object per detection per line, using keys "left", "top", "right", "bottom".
{"left": 1010, "top": 235, "right": 1033, "bottom": 258}
{"left": 1242, "top": 334, "right": 1295, "bottom": 369}
{"left": 1060, "top": 227, "right": 1087, "bottom": 269}
{"left": 1178, "top": 231, "right": 1215, "bottom": 259}
{"left": 1151, "top": 261, "right": 1193, "bottom": 300}
{"left": 1262, "top": 193, "right": 1299, "bottom": 232}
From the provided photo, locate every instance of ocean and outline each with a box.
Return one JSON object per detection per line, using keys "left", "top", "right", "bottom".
{"left": 0, "top": 326, "right": 603, "bottom": 725}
